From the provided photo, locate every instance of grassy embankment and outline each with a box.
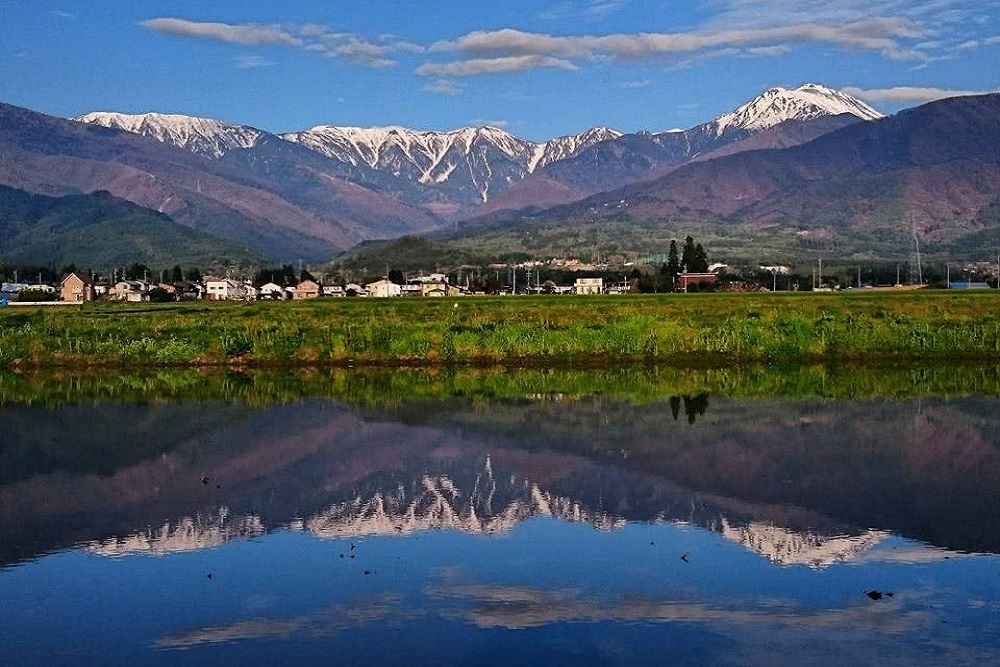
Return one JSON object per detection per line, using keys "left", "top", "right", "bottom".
{"left": 1, "top": 291, "right": 999, "bottom": 369}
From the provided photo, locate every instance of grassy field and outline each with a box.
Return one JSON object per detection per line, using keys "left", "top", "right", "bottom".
{"left": 1, "top": 291, "right": 999, "bottom": 368}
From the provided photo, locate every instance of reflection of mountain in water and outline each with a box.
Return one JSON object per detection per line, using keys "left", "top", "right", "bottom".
{"left": 715, "top": 518, "right": 887, "bottom": 566}
{"left": 307, "top": 461, "right": 624, "bottom": 537}
{"left": 3, "top": 393, "right": 1000, "bottom": 567}
{"left": 89, "top": 510, "right": 266, "bottom": 556}
{"left": 83, "top": 454, "right": 884, "bottom": 568}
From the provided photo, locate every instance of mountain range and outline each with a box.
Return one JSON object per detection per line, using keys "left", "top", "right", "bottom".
{"left": 1, "top": 83, "right": 998, "bottom": 266}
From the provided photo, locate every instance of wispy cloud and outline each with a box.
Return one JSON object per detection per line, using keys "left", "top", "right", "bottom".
{"left": 537, "top": 0, "right": 627, "bottom": 21}
{"left": 140, "top": 17, "right": 422, "bottom": 68}
{"left": 233, "top": 54, "right": 272, "bottom": 69}
{"left": 956, "top": 34, "right": 1000, "bottom": 50}
{"left": 583, "top": 1, "right": 627, "bottom": 19}
{"left": 424, "top": 19, "right": 929, "bottom": 78}
{"left": 843, "top": 85, "right": 997, "bottom": 103}
{"left": 417, "top": 55, "right": 578, "bottom": 77}
{"left": 141, "top": 18, "right": 302, "bottom": 47}
{"left": 422, "top": 79, "right": 463, "bottom": 95}
{"left": 617, "top": 79, "right": 651, "bottom": 88}
{"left": 468, "top": 118, "right": 511, "bottom": 128}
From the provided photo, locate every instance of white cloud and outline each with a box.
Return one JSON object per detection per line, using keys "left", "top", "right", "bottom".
{"left": 233, "top": 55, "right": 272, "bottom": 69}
{"left": 468, "top": 119, "right": 511, "bottom": 128}
{"left": 537, "top": 0, "right": 626, "bottom": 21}
{"left": 745, "top": 45, "right": 793, "bottom": 56}
{"left": 617, "top": 79, "right": 650, "bottom": 88}
{"left": 429, "top": 19, "right": 929, "bottom": 67}
{"left": 140, "top": 18, "right": 420, "bottom": 68}
{"left": 417, "top": 55, "right": 578, "bottom": 77}
{"left": 843, "top": 85, "right": 997, "bottom": 103}
{"left": 141, "top": 18, "right": 303, "bottom": 48}
{"left": 422, "top": 79, "right": 463, "bottom": 95}
{"left": 584, "top": 1, "right": 627, "bottom": 19}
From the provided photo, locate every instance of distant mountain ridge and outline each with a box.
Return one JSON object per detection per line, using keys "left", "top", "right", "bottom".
{"left": 497, "top": 93, "right": 1000, "bottom": 256}
{"left": 480, "top": 84, "right": 884, "bottom": 216}
{"left": 0, "top": 102, "right": 441, "bottom": 261}
{"left": 74, "top": 84, "right": 874, "bottom": 217}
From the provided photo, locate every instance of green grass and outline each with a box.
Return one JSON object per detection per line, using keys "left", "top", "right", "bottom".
{"left": 2, "top": 291, "right": 1000, "bottom": 368}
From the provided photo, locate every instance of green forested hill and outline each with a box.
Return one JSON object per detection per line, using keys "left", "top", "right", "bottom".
{"left": 0, "top": 185, "right": 263, "bottom": 269}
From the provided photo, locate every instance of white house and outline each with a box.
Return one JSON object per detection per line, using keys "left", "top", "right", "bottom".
{"left": 111, "top": 280, "right": 149, "bottom": 302}
{"left": 574, "top": 277, "right": 603, "bottom": 295}
{"left": 322, "top": 284, "right": 345, "bottom": 297}
{"left": 259, "top": 282, "right": 287, "bottom": 300}
{"left": 366, "top": 279, "right": 402, "bottom": 298}
{"left": 204, "top": 277, "right": 247, "bottom": 301}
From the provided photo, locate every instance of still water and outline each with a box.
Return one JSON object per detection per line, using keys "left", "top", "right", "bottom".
{"left": 2, "top": 368, "right": 999, "bottom": 666}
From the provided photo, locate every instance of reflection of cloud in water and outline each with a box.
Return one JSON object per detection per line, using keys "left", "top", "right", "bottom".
{"left": 155, "top": 594, "right": 401, "bottom": 649}
{"left": 424, "top": 582, "right": 933, "bottom": 633}
{"left": 87, "top": 509, "right": 265, "bottom": 556}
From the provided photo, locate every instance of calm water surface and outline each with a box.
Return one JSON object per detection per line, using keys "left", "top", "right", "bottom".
{"left": 2, "top": 369, "right": 1000, "bottom": 666}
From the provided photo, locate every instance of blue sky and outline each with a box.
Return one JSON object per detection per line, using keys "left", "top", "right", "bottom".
{"left": 2, "top": 0, "right": 998, "bottom": 141}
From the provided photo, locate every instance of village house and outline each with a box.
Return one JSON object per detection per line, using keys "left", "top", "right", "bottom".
{"left": 575, "top": 277, "right": 604, "bottom": 295}
{"left": 204, "top": 277, "right": 247, "bottom": 301}
{"left": 322, "top": 284, "right": 345, "bottom": 297}
{"left": 366, "top": 279, "right": 402, "bottom": 298}
{"left": 344, "top": 283, "right": 368, "bottom": 297}
{"left": 677, "top": 273, "right": 718, "bottom": 292}
{"left": 111, "top": 280, "right": 149, "bottom": 302}
{"left": 293, "top": 279, "right": 321, "bottom": 300}
{"left": 259, "top": 282, "right": 287, "bottom": 300}
{"left": 60, "top": 272, "right": 94, "bottom": 302}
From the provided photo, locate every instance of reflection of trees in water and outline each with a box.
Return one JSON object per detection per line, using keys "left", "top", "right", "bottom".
{"left": 670, "top": 394, "right": 710, "bottom": 424}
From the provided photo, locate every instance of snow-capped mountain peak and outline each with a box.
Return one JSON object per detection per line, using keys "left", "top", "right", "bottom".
{"left": 531, "top": 126, "right": 624, "bottom": 172}
{"left": 75, "top": 111, "right": 264, "bottom": 158}
{"left": 709, "top": 83, "right": 883, "bottom": 136}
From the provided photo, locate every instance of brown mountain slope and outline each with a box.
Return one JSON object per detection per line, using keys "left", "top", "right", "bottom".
{"left": 0, "top": 103, "right": 441, "bottom": 260}
{"left": 549, "top": 94, "right": 1000, "bottom": 247}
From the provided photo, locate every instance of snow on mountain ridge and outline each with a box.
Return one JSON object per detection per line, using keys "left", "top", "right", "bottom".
{"left": 282, "top": 123, "right": 621, "bottom": 201}
{"left": 75, "top": 111, "right": 264, "bottom": 158}
{"left": 709, "top": 83, "right": 883, "bottom": 136}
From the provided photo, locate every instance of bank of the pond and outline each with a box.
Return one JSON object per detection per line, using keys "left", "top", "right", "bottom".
{"left": 1, "top": 291, "right": 999, "bottom": 368}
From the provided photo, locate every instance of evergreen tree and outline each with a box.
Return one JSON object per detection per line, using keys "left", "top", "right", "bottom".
{"left": 300, "top": 268, "right": 316, "bottom": 283}
{"left": 171, "top": 265, "right": 183, "bottom": 282}
{"left": 681, "top": 236, "right": 696, "bottom": 273}
{"left": 691, "top": 243, "right": 710, "bottom": 273}
{"left": 664, "top": 240, "right": 680, "bottom": 291}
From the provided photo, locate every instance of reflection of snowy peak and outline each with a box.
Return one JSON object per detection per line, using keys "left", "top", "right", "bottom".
{"left": 75, "top": 111, "right": 264, "bottom": 158}
{"left": 84, "top": 457, "right": 885, "bottom": 566}
{"left": 306, "top": 474, "right": 624, "bottom": 537}
{"left": 717, "top": 518, "right": 887, "bottom": 567}
{"left": 88, "top": 510, "right": 265, "bottom": 556}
